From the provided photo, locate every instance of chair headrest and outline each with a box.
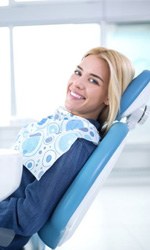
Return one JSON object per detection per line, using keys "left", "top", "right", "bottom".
{"left": 117, "top": 70, "right": 150, "bottom": 120}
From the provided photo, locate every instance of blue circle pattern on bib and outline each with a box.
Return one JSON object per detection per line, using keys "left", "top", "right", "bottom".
{"left": 14, "top": 107, "right": 100, "bottom": 180}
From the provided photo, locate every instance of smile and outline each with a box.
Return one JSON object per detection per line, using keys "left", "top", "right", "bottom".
{"left": 70, "top": 91, "right": 85, "bottom": 100}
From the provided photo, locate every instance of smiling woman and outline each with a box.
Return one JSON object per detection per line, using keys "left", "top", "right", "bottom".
{"left": 65, "top": 55, "right": 109, "bottom": 120}
{"left": 0, "top": 47, "right": 135, "bottom": 250}
{"left": 65, "top": 47, "right": 135, "bottom": 132}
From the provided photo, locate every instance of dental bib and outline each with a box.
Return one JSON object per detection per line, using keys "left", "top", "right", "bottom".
{"left": 14, "top": 107, "right": 100, "bottom": 180}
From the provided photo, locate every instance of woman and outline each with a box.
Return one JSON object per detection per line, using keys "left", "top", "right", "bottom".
{"left": 0, "top": 47, "right": 135, "bottom": 250}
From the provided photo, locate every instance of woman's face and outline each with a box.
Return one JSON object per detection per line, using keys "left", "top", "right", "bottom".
{"left": 65, "top": 54, "right": 110, "bottom": 120}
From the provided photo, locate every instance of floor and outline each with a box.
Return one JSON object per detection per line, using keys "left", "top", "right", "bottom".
{"left": 43, "top": 169, "right": 150, "bottom": 250}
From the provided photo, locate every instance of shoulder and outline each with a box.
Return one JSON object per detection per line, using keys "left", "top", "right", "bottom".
{"left": 71, "top": 138, "right": 97, "bottom": 157}
{"left": 58, "top": 138, "right": 97, "bottom": 174}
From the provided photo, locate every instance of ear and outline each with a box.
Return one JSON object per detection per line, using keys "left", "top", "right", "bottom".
{"left": 104, "top": 97, "right": 109, "bottom": 106}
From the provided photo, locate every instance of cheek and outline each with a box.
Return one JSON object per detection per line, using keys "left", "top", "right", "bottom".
{"left": 93, "top": 91, "right": 108, "bottom": 107}
{"left": 68, "top": 74, "right": 75, "bottom": 82}
{"left": 99, "top": 86, "right": 108, "bottom": 100}
{"left": 90, "top": 87, "right": 106, "bottom": 100}
{"left": 66, "top": 76, "right": 74, "bottom": 88}
{"left": 66, "top": 81, "right": 71, "bottom": 92}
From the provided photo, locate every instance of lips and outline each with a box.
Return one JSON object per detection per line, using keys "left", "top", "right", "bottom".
{"left": 70, "top": 91, "right": 85, "bottom": 100}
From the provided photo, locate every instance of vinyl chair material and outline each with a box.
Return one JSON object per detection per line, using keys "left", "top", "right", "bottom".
{"left": 38, "top": 70, "right": 150, "bottom": 249}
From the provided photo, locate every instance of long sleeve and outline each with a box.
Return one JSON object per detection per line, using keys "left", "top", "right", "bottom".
{"left": 0, "top": 138, "right": 96, "bottom": 249}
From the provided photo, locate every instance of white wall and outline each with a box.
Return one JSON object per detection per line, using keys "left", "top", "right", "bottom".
{"left": 0, "top": 0, "right": 150, "bottom": 27}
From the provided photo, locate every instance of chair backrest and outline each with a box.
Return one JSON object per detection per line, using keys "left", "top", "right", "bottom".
{"left": 38, "top": 70, "right": 150, "bottom": 249}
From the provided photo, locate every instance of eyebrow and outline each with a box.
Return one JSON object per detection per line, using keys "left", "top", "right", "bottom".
{"left": 77, "top": 65, "right": 104, "bottom": 83}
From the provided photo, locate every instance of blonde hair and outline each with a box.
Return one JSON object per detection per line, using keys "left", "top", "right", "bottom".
{"left": 83, "top": 47, "right": 135, "bottom": 133}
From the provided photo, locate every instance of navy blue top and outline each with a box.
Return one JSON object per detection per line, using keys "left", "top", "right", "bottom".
{"left": 0, "top": 120, "right": 100, "bottom": 250}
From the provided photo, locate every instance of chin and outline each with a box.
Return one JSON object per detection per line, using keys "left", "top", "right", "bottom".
{"left": 64, "top": 103, "right": 72, "bottom": 112}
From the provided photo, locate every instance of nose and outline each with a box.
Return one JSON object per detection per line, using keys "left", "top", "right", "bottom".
{"left": 74, "top": 76, "right": 85, "bottom": 89}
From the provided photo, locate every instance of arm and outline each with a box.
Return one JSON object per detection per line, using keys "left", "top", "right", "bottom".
{"left": 0, "top": 139, "right": 96, "bottom": 237}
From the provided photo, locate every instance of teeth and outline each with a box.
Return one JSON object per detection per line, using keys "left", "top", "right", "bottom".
{"left": 70, "top": 91, "right": 84, "bottom": 99}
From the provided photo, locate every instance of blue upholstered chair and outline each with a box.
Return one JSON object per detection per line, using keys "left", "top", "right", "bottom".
{"left": 38, "top": 70, "right": 150, "bottom": 249}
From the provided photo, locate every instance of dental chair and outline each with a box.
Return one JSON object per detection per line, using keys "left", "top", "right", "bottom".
{"left": 38, "top": 70, "right": 150, "bottom": 249}
{"left": 0, "top": 70, "right": 150, "bottom": 249}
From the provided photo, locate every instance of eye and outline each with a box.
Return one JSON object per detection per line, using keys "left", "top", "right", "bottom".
{"left": 89, "top": 78, "right": 99, "bottom": 85}
{"left": 74, "top": 69, "right": 82, "bottom": 76}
